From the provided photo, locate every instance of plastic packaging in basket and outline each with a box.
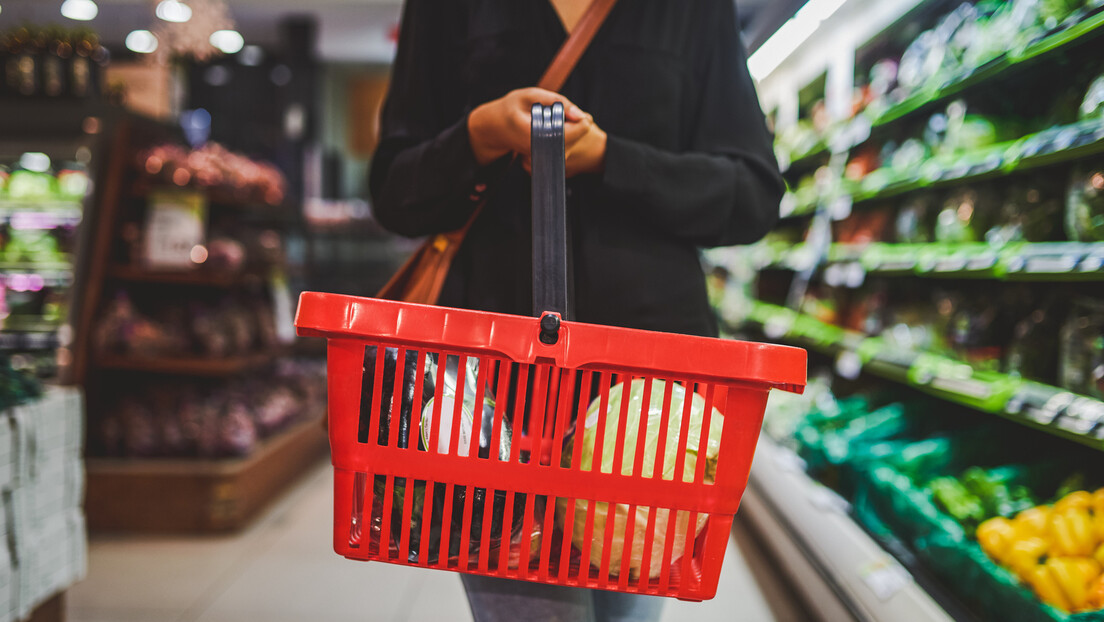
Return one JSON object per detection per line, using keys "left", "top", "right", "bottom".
{"left": 295, "top": 292, "right": 806, "bottom": 601}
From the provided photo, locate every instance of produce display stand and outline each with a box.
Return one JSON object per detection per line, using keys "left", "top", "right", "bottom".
{"left": 738, "top": 436, "right": 962, "bottom": 622}
{"left": 84, "top": 416, "right": 327, "bottom": 533}
{"left": 70, "top": 109, "right": 327, "bottom": 534}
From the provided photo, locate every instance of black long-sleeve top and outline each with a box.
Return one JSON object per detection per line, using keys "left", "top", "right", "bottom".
{"left": 369, "top": 0, "right": 783, "bottom": 337}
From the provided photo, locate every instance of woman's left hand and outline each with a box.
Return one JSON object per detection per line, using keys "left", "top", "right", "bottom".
{"left": 523, "top": 112, "right": 607, "bottom": 178}
{"left": 565, "top": 113, "right": 607, "bottom": 177}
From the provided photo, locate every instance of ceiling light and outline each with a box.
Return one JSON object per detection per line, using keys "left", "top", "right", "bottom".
{"left": 210, "top": 30, "right": 244, "bottom": 54}
{"left": 747, "top": 0, "right": 848, "bottom": 81}
{"left": 125, "top": 30, "right": 159, "bottom": 54}
{"left": 155, "top": 0, "right": 192, "bottom": 23}
{"left": 60, "top": 0, "right": 98, "bottom": 21}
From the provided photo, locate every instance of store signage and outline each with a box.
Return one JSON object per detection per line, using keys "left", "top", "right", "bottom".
{"left": 142, "top": 190, "right": 207, "bottom": 270}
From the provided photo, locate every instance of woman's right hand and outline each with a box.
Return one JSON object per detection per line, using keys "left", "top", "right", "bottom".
{"left": 467, "top": 87, "right": 587, "bottom": 165}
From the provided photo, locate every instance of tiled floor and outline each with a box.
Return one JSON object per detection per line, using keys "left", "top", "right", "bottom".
{"left": 67, "top": 461, "right": 780, "bottom": 621}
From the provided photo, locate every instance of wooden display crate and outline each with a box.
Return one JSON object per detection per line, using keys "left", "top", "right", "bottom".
{"left": 84, "top": 418, "right": 328, "bottom": 533}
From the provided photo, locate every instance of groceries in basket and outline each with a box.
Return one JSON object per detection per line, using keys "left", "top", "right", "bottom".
{"left": 362, "top": 348, "right": 525, "bottom": 564}
{"left": 556, "top": 378, "right": 724, "bottom": 579}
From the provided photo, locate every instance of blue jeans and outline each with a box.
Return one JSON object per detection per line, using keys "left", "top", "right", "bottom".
{"left": 461, "top": 574, "right": 665, "bottom": 622}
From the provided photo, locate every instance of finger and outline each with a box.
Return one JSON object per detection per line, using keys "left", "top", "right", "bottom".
{"left": 520, "top": 88, "right": 586, "bottom": 121}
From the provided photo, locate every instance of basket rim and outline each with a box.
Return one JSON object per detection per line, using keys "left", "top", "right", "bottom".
{"left": 295, "top": 292, "right": 806, "bottom": 393}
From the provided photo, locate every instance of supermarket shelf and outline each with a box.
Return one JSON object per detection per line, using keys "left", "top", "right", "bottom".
{"left": 96, "top": 351, "right": 284, "bottom": 376}
{"left": 0, "top": 202, "right": 83, "bottom": 229}
{"left": 790, "top": 118, "right": 1104, "bottom": 215}
{"left": 741, "top": 436, "right": 956, "bottom": 622}
{"left": 869, "top": 7, "right": 1104, "bottom": 131}
{"left": 0, "top": 264, "right": 74, "bottom": 288}
{"left": 0, "top": 331, "right": 60, "bottom": 351}
{"left": 85, "top": 416, "right": 329, "bottom": 533}
{"left": 760, "top": 241, "right": 1104, "bottom": 281}
{"left": 742, "top": 301, "right": 1104, "bottom": 451}
{"left": 106, "top": 264, "right": 265, "bottom": 288}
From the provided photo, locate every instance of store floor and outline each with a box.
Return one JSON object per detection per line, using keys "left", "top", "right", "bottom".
{"left": 67, "top": 461, "right": 783, "bottom": 622}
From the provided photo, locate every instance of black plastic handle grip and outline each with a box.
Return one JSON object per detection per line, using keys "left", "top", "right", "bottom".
{"left": 531, "top": 102, "right": 571, "bottom": 321}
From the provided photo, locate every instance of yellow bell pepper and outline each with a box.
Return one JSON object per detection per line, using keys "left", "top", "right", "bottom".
{"left": 1030, "top": 563, "right": 1072, "bottom": 612}
{"left": 1094, "top": 511, "right": 1104, "bottom": 544}
{"left": 1014, "top": 506, "right": 1051, "bottom": 540}
{"left": 1008, "top": 537, "right": 1050, "bottom": 580}
{"left": 1092, "top": 488, "right": 1104, "bottom": 516}
{"left": 977, "top": 516, "right": 1016, "bottom": 563}
{"left": 1057, "top": 491, "right": 1094, "bottom": 513}
{"left": 1050, "top": 508, "right": 1097, "bottom": 557}
{"left": 1088, "top": 573, "right": 1104, "bottom": 610}
{"left": 1046, "top": 557, "right": 1099, "bottom": 612}
{"left": 1096, "top": 543, "right": 1104, "bottom": 568}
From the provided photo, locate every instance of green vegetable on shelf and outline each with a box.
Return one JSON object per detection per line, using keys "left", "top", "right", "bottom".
{"left": 930, "top": 476, "right": 987, "bottom": 528}
{"left": 1065, "top": 163, "right": 1104, "bottom": 242}
{"left": 960, "top": 466, "right": 1038, "bottom": 519}
{"left": 1082, "top": 74, "right": 1104, "bottom": 120}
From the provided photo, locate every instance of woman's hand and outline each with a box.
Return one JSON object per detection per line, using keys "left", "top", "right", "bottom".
{"left": 468, "top": 87, "right": 586, "bottom": 165}
{"left": 563, "top": 113, "right": 607, "bottom": 177}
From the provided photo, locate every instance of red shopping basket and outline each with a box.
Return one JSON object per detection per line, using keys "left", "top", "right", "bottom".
{"left": 294, "top": 103, "right": 806, "bottom": 601}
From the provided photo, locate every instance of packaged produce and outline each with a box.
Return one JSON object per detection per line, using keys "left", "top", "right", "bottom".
{"left": 556, "top": 378, "right": 723, "bottom": 579}
{"left": 1081, "top": 74, "right": 1104, "bottom": 120}
{"left": 1006, "top": 300, "right": 1061, "bottom": 383}
{"left": 1058, "top": 299, "right": 1104, "bottom": 398}
{"left": 1065, "top": 163, "right": 1104, "bottom": 241}
{"left": 896, "top": 195, "right": 939, "bottom": 243}
{"left": 363, "top": 350, "right": 524, "bottom": 564}
{"left": 989, "top": 178, "right": 1066, "bottom": 244}
{"left": 936, "top": 186, "right": 1000, "bottom": 243}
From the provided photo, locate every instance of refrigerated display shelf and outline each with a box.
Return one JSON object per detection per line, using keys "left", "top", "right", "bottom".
{"left": 868, "top": 6, "right": 1104, "bottom": 130}
{"left": 742, "top": 301, "right": 1104, "bottom": 451}
{"left": 741, "top": 435, "right": 958, "bottom": 622}
{"left": 789, "top": 118, "right": 1104, "bottom": 215}
{"left": 759, "top": 241, "right": 1104, "bottom": 281}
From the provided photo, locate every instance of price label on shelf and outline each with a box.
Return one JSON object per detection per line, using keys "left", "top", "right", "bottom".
{"left": 835, "top": 351, "right": 863, "bottom": 380}
{"left": 829, "top": 195, "right": 853, "bottom": 221}
{"left": 142, "top": 190, "right": 207, "bottom": 270}
{"left": 763, "top": 314, "right": 795, "bottom": 340}
{"left": 858, "top": 558, "right": 913, "bottom": 602}
{"left": 806, "top": 484, "right": 851, "bottom": 514}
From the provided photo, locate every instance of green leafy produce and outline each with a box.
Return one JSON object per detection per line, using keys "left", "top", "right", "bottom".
{"left": 1065, "top": 164, "right": 1104, "bottom": 241}
{"left": 1039, "top": 0, "right": 1083, "bottom": 25}
{"left": 1081, "top": 74, "right": 1104, "bottom": 120}
{"left": 556, "top": 378, "right": 724, "bottom": 579}
{"left": 930, "top": 476, "right": 987, "bottom": 528}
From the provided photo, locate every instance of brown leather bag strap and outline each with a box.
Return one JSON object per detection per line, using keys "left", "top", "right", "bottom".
{"left": 538, "top": 0, "right": 619, "bottom": 91}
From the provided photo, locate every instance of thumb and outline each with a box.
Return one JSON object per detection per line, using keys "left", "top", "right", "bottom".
{"left": 564, "top": 104, "right": 587, "bottom": 122}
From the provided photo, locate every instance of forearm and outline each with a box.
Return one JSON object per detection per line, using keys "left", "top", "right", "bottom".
{"left": 601, "top": 134, "right": 784, "bottom": 247}
{"left": 369, "top": 114, "right": 488, "bottom": 238}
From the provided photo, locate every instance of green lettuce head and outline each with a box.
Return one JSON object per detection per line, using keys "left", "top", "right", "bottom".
{"left": 555, "top": 378, "right": 725, "bottom": 579}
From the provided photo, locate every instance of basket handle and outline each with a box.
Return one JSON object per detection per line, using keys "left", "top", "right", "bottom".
{"left": 531, "top": 102, "right": 571, "bottom": 323}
